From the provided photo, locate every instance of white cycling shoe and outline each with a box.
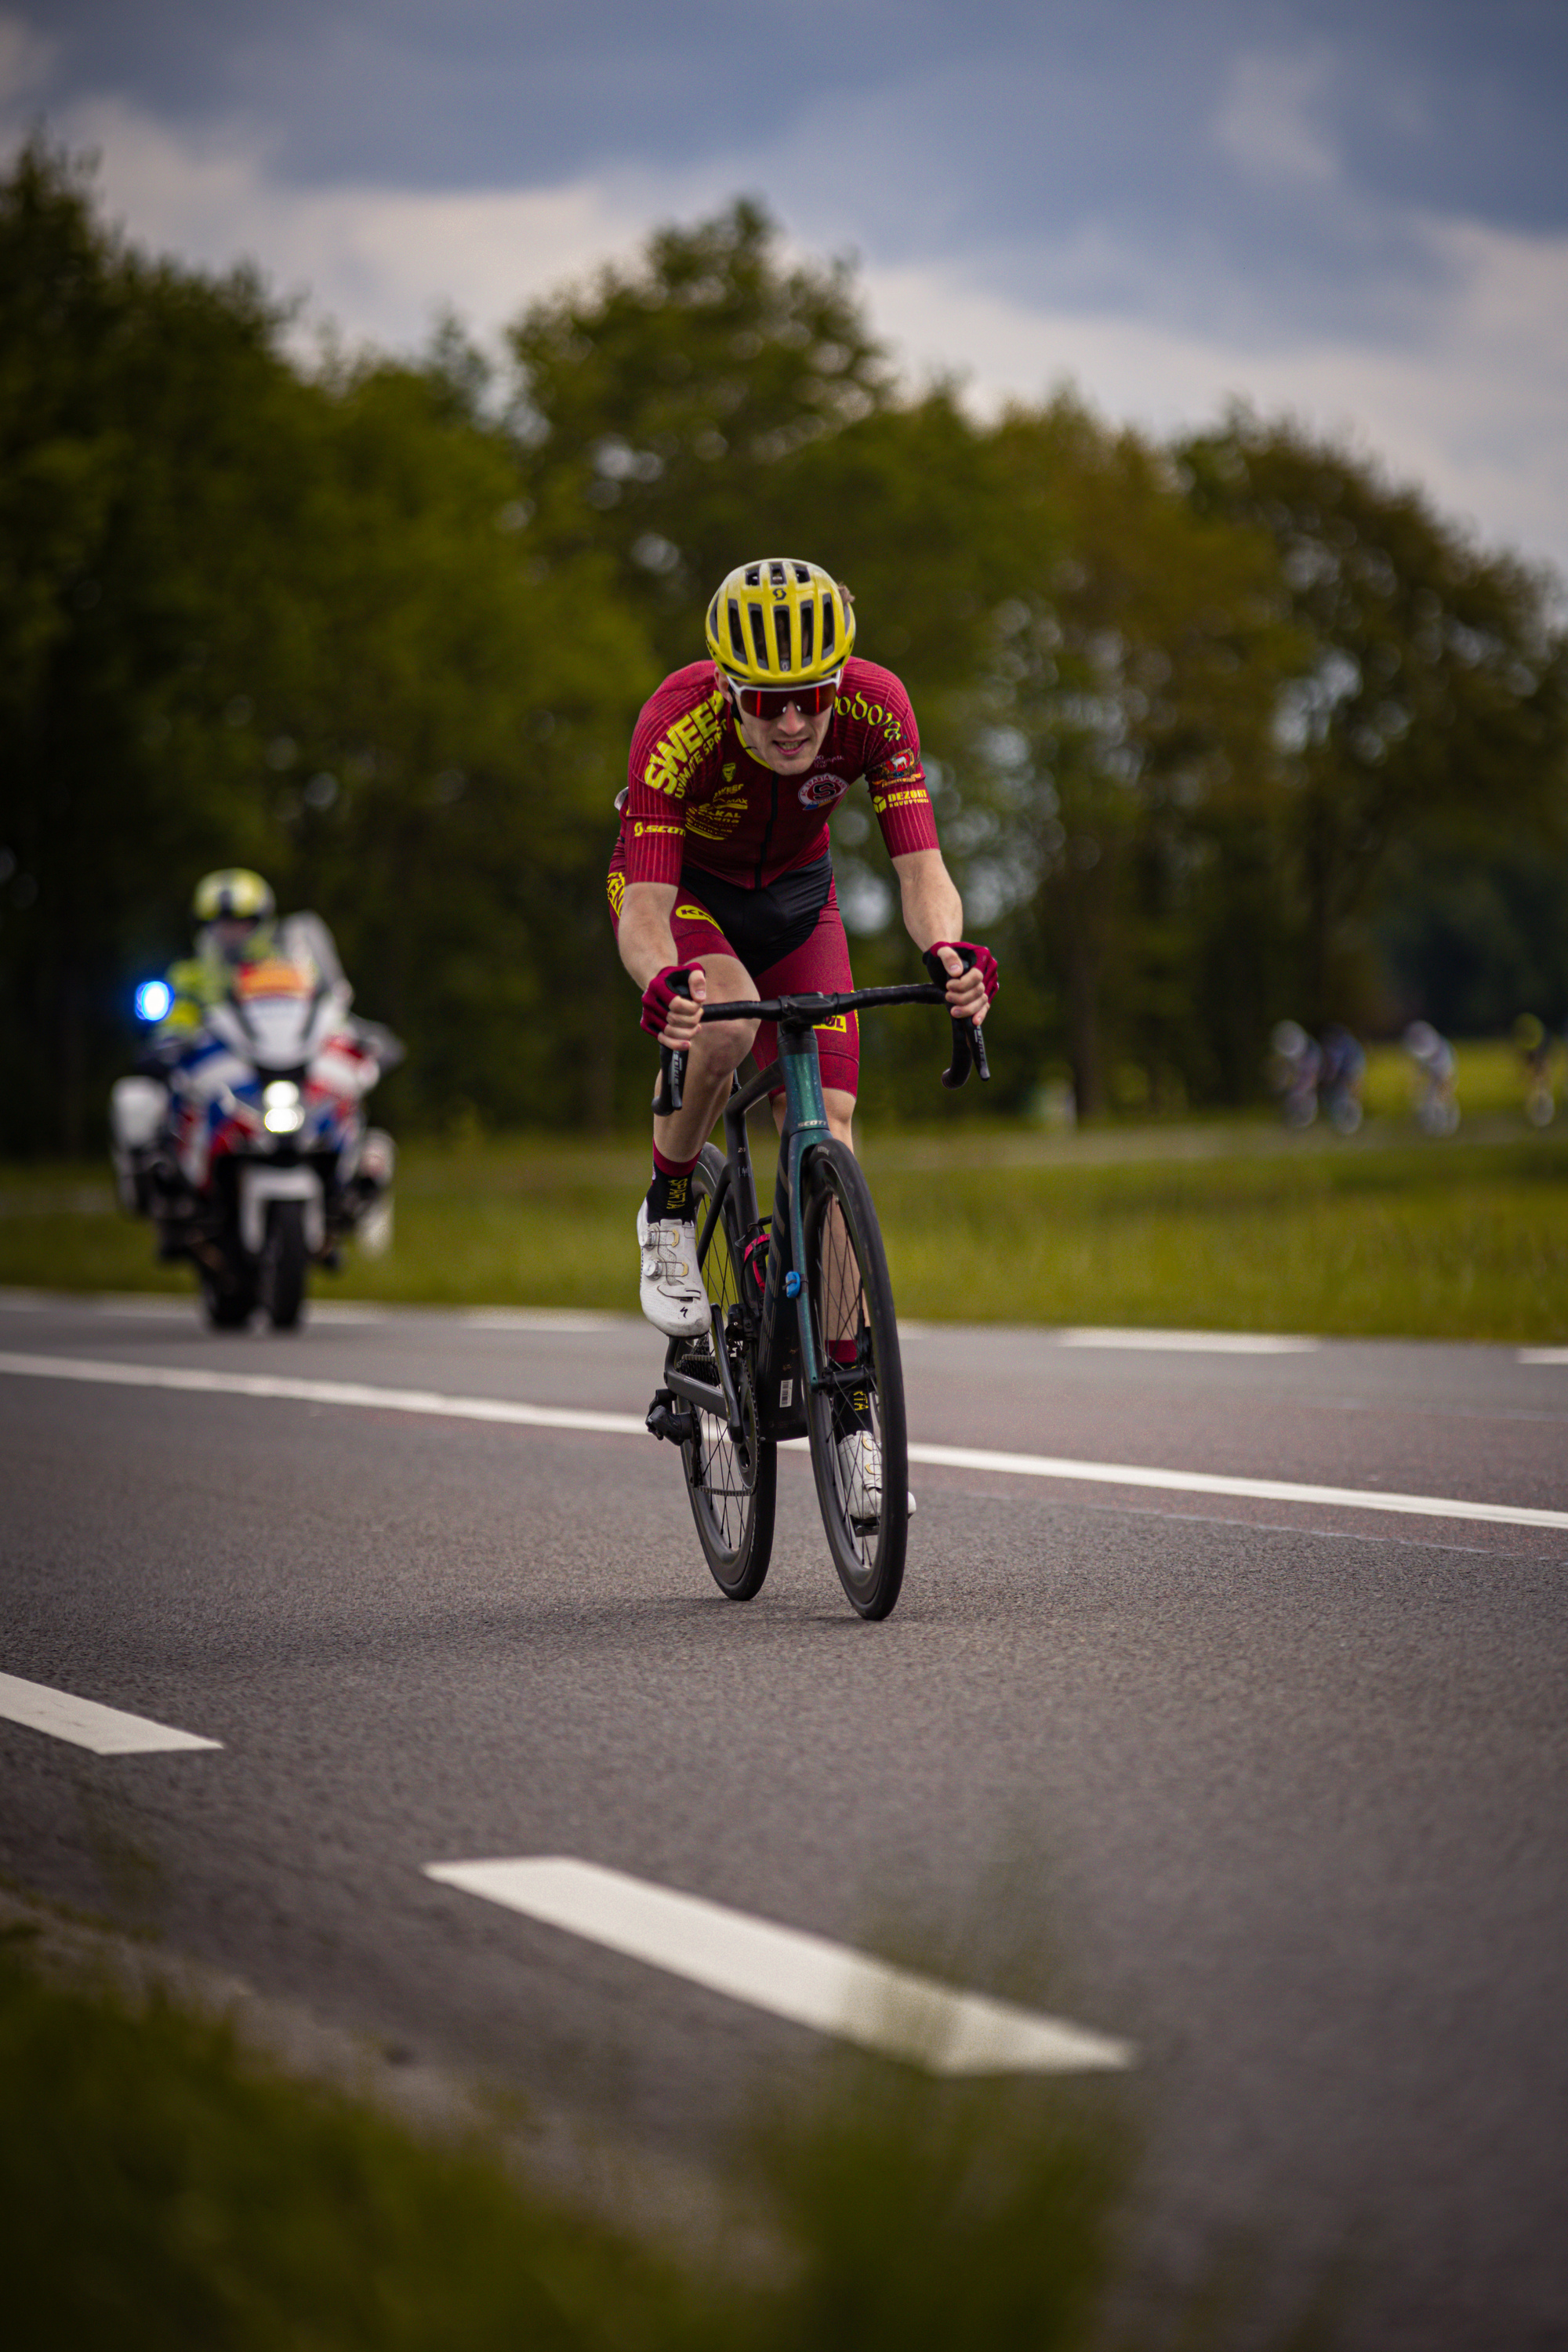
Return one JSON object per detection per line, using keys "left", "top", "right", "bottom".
{"left": 834, "top": 1428, "right": 916, "bottom": 1530}
{"left": 637, "top": 1199, "right": 710, "bottom": 1338}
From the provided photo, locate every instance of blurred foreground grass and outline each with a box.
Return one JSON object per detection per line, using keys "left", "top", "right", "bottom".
{"left": 4, "top": 1117, "right": 1564, "bottom": 1341}
{"left": 0, "top": 1929, "right": 1333, "bottom": 2352}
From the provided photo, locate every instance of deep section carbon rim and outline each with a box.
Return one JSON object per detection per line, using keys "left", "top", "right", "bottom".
{"left": 679, "top": 1145, "right": 775, "bottom": 1600}
{"left": 801, "top": 1139, "right": 909, "bottom": 1620}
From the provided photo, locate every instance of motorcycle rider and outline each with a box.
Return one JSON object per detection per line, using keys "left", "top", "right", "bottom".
{"left": 111, "top": 868, "right": 387, "bottom": 1259}
{"left": 158, "top": 868, "right": 346, "bottom": 1033}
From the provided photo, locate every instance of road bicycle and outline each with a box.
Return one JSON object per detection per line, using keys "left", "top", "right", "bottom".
{"left": 644, "top": 975, "right": 987, "bottom": 1621}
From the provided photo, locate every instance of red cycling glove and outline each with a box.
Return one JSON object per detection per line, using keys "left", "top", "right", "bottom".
{"left": 925, "top": 942, "right": 999, "bottom": 1001}
{"left": 640, "top": 964, "right": 700, "bottom": 1038}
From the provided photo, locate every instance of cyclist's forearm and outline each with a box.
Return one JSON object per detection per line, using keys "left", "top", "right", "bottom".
{"left": 618, "top": 883, "right": 681, "bottom": 989}
{"left": 891, "top": 848, "right": 963, "bottom": 951}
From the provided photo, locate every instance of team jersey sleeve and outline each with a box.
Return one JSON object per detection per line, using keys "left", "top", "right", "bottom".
{"left": 622, "top": 675, "right": 728, "bottom": 887}
{"left": 856, "top": 671, "right": 941, "bottom": 858}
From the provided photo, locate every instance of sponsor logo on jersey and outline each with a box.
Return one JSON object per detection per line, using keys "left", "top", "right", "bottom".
{"left": 673, "top": 903, "right": 723, "bottom": 927}
{"left": 633, "top": 820, "right": 684, "bottom": 839}
{"left": 797, "top": 771, "right": 848, "bottom": 808}
{"left": 871, "top": 786, "right": 931, "bottom": 815}
{"left": 813, "top": 1012, "right": 850, "bottom": 1035}
{"left": 642, "top": 691, "right": 725, "bottom": 798}
{"left": 887, "top": 749, "right": 916, "bottom": 777}
{"left": 607, "top": 872, "right": 626, "bottom": 916}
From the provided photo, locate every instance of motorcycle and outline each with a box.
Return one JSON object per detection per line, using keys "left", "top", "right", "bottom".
{"left": 111, "top": 952, "right": 402, "bottom": 1330}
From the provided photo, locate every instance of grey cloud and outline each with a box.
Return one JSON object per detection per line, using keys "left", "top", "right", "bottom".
{"left": 9, "top": 0, "right": 1566, "bottom": 358}
{"left": 16, "top": 0, "right": 1568, "bottom": 227}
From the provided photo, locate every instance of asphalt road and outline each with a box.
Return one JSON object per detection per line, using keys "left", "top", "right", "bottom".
{"left": 2, "top": 1287, "right": 1566, "bottom": 2347}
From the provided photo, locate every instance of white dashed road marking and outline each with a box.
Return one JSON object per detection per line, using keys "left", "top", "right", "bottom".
{"left": 426, "top": 1856, "right": 1131, "bottom": 2075}
{"left": 3, "top": 1348, "right": 1565, "bottom": 1532}
{"left": 0, "top": 1671, "right": 222, "bottom": 1755}
{"left": 1055, "top": 1327, "right": 1318, "bottom": 1353}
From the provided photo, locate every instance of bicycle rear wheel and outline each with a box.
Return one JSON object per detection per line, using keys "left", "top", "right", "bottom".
{"left": 679, "top": 1145, "right": 775, "bottom": 1601}
{"left": 800, "top": 1138, "right": 909, "bottom": 1620}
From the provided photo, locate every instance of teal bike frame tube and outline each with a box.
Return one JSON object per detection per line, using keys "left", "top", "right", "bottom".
{"left": 777, "top": 1023, "right": 829, "bottom": 1393}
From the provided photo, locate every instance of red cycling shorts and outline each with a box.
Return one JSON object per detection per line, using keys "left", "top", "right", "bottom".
{"left": 608, "top": 850, "right": 859, "bottom": 1098}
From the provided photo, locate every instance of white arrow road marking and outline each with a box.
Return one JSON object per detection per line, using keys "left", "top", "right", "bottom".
{"left": 425, "top": 1857, "right": 1131, "bottom": 2076}
{"left": 0, "top": 1671, "right": 222, "bottom": 1755}
{"left": 2, "top": 1349, "right": 1565, "bottom": 1532}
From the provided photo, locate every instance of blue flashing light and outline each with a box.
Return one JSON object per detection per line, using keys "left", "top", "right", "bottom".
{"left": 134, "top": 978, "right": 172, "bottom": 1023}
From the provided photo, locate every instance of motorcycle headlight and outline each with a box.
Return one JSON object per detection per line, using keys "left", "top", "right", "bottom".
{"left": 262, "top": 1080, "right": 305, "bottom": 1134}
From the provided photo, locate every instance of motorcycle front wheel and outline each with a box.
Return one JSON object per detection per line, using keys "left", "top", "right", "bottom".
{"left": 258, "top": 1200, "right": 308, "bottom": 1330}
{"left": 198, "top": 1236, "right": 256, "bottom": 1330}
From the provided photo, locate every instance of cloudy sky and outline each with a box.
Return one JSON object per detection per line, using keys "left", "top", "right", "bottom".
{"left": 6, "top": 1, "right": 1567, "bottom": 576}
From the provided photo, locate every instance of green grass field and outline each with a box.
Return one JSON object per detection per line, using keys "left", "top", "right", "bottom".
{"left": 3, "top": 1112, "right": 1565, "bottom": 1342}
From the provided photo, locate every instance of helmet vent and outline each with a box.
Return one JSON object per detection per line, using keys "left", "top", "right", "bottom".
{"left": 821, "top": 597, "right": 836, "bottom": 659}
{"left": 743, "top": 564, "right": 761, "bottom": 587}
{"left": 800, "top": 599, "right": 815, "bottom": 669}
{"left": 773, "top": 604, "right": 792, "bottom": 670}
{"left": 727, "top": 597, "right": 742, "bottom": 659}
{"left": 747, "top": 603, "right": 769, "bottom": 667}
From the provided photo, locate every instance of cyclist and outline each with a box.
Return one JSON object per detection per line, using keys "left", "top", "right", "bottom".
{"left": 609, "top": 557, "right": 996, "bottom": 1515}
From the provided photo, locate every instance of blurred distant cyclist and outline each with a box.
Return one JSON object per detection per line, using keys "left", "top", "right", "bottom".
{"left": 608, "top": 556, "right": 997, "bottom": 1377}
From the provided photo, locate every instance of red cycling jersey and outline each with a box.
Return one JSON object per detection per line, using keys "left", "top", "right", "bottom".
{"left": 617, "top": 657, "right": 941, "bottom": 892}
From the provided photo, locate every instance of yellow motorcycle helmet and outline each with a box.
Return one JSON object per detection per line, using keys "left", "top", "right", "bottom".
{"left": 192, "top": 868, "right": 275, "bottom": 924}
{"left": 705, "top": 558, "right": 855, "bottom": 690}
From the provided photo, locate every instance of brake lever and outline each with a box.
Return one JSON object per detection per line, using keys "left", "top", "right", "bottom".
{"left": 652, "top": 972, "right": 693, "bottom": 1116}
{"left": 940, "top": 1017, "right": 990, "bottom": 1088}
{"left": 652, "top": 1045, "right": 686, "bottom": 1116}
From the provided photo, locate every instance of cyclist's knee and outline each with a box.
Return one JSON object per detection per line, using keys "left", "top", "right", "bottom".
{"left": 694, "top": 1015, "right": 757, "bottom": 1075}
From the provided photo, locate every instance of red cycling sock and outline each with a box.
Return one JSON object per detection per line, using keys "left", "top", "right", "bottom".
{"left": 652, "top": 1143, "right": 702, "bottom": 1179}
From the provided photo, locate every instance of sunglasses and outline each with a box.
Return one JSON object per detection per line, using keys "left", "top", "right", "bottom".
{"left": 723, "top": 669, "right": 843, "bottom": 721}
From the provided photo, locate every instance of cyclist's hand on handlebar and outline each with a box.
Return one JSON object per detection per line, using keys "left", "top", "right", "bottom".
{"left": 927, "top": 940, "right": 998, "bottom": 1025}
{"left": 641, "top": 962, "right": 706, "bottom": 1046}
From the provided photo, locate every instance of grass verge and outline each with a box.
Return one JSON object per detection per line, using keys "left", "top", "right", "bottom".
{"left": 0, "top": 1922, "right": 1335, "bottom": 2351}
{"left": 4, "top": 1126, "right": 1566, "bottom": 1341}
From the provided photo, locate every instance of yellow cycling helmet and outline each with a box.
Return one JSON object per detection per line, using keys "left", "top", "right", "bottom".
{"left": 193, "top": 867, "right": 275, "bottom": 924}
{"left": 705, "top": 557, "right": 856, "bottom": 684}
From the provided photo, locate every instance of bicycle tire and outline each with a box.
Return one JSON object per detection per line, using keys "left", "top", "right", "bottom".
{"left": 800, "top": 1138, "right": 909, "bottom": 1620}
{"left": 679, "top": 1144, "right": 776, "bottom": 1601}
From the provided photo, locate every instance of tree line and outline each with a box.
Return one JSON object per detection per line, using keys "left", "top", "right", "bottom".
{"left": 4, "top": 141, "right": 1565, "bottom": 1152}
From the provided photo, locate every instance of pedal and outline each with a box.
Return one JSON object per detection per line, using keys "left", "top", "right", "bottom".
{"left": 645, "top": 1388, "right": 697, "bottom": 1445}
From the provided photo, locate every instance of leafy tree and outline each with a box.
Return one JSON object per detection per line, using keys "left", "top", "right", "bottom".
{"left": 507, "top": 198, "right": 899, "bottom": 675}
{"left": 0, "top": 145, "right": 654, "bottom": 1150}
{"left": 1180, "top": 410, "right": 1568, "bottom": 1029}
{"left": 955, "top": 397, "right": 1302, "bottom": 1114}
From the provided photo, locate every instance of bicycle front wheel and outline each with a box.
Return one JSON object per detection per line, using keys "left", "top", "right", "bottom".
{"left": 679, "top": 1145, "right": 776, "bottom": 1602}
{"left": 800, "top": 1139, "right": 909, "bottom": 1620}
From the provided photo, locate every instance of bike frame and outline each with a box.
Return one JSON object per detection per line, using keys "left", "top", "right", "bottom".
{"left": 659, "top": 985, "right": 948, "bottom": 1446}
